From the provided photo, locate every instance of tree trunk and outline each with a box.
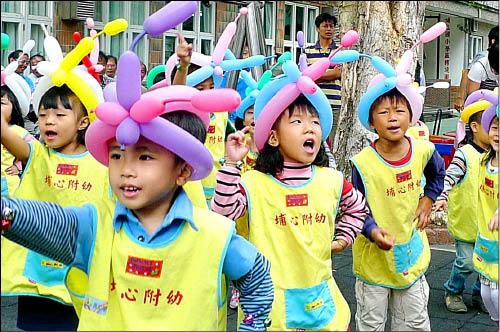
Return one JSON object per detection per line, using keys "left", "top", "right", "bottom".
{"left": 332, "top": 1, "right": 426, "bottom": 178}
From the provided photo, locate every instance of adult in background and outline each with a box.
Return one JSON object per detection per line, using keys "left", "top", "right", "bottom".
{"left": 101, "top": 55, "right": 117, "bottom": 88}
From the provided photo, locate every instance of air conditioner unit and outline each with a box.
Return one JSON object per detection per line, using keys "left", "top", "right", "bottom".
{"left": 60, "top": 1, "right": 95, "bottom": 21}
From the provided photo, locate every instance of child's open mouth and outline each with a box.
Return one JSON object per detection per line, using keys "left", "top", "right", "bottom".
{"left": 388, "top": 126, "right": 400, "bottom": 133}
{"left": 303, "top": 139, "right": 315, "bottom": 153}
{"left": 120, "top": 185, "right": 141, "bottom": 198}
{"left": 44, "top": 130, "right": 58, "bottom": 140}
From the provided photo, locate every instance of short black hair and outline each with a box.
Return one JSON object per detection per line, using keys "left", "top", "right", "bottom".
{"left": 462, "top": 110, "right": 484, "bottom": 145}
{"left": 107, "top": 55, "right": 117, "bottom": 64}
{"left": 488, "top": 26, "right": 498, "bottom": 46}
{"left": 160, "top": 111, "right": 207, "bottom": 164}
{"left": 254, "top": 95, "right": 329, "bottom": 175}
{"left": 488, "top": 42, "right": 498, "bottom": 73}
{"left": 1, "top": 85, "right": 24, "bottom": 128}
{"left": 369, "top": 88, "right": 413, "bottom": 125}
{"left": 315, "top": 13, "right": 337, "bottom": 28}
{"left": 40, "top": 85, "right": 88, "bottom": 145}
{"left": 8, "top": 50, "right": 23, "bottom": 62}
{"left": 98, "top": 51, "right": 107, "bottom": 61}
{"left": 170, "top": 63, "right": 201, "bottom": 82}
{"left": 29, "top": 54, "right": 45, "bottom": 62}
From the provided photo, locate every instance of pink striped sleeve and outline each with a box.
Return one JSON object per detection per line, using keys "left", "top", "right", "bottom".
{"left": 211, "top": 166, "right": 248, "bottom": 221}
{"left": 334, "top": 181, "right": 369, "bottom": 246}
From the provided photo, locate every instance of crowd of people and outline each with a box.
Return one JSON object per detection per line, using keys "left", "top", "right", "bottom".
{"left": 1, "top": 2, "right": 498, "bottom": 331}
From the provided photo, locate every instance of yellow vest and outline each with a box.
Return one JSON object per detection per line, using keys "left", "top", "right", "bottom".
{"left": 473, "top": 159, "right": 498, "bottom": 283}
{"left": 1, "top": 125, "right": 29, "bottom": 197}
{"left": 240, "top": 167, "right": 350, "bottom": 331}
{"left": 183, "top": 180, "right": 208, "bottom": 210}
{"left": 1, "top": 140, "right": 113, "bottom": 305}
{"left": 201, "top": 112, "right": 228, "bottom": 203}
{"left": 242, "top": 148, "right": 258, "bottom": 174}
{"left": 351, "top": 140, "right": 434, "bottom": 289}
{"left": 447, "top": 144, "right": 481, "bottom": 242}
{"left": 68, "top": 205, "right": 233, "bottom": 330}
{"left": 406, "top": 123, "right": 430, "bottom": 141}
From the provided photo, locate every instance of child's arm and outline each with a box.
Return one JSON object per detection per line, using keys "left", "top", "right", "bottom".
{"left": 489, "top": 209, "right": 498, "bottom": 231}
{"left": 418, "top": 150, "right": 446, "bottom": 230}
{"left": 434, "top": 149, "right": 467, "bottom": 212}
{"left": 223, "top": 234, "right": 273, "bottom": 330}
{"left": 211, "top": 128, "right": 252, "bottom": 220}
{"left": 1, "top": 197, "right": 93, "bottom": 266}
{"left": 1, "top": 113, "right": 30, "bottom": 164}
{"left": 172, "top": 32, "right": 192, "bottom": 86}
{"left": 333, "top": 178, "right": 394, "bottom": 252}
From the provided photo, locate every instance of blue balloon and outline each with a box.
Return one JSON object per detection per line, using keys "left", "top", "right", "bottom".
{"left": 304, "top": 90, "right": 332, "bottom": 142}
{"left": 186, "top": 65, "right": 214, "bottom": 87}
{"left": 358, "top": 77, "right": 397, "bottom": 131}
{"left": 281, "top": 61, "right": 301, "bottom": 82}
{"left": 370, "top": 56, "right": 396, "bottom": 78}
{"left": 331, "top": 50, "right": 360, "bottom": 65}
{"left": 254, "top": 75, "right": 293, "bottom": 121}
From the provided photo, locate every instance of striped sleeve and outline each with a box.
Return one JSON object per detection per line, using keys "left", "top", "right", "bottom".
{"left": 235, "top": 253, "right": 274, "bottom": 331}
{"left": 211, "top": 166, "right": 248, "bottom": 220}
{"left": 1, "top": 197, "right": 78, "bottom": 265}
{"left": 437, "top": 149, "right": 466, "bottom": 201}
{"left": 334, "top": 179, "right": 371, "bottom": 246}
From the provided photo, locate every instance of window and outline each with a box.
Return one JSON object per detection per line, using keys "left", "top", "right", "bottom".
{"left": 162, "top": 1, "right": 215, "bottom": 63}
{"left": 1, "top": 1, "right": 53, "bottom": 67}
{"left": 468, "top": 35, "right": 483, "bottom": 66}
{"left": 262, "top": 1, "right": 276, "bottom": 56}
{"left": 92, "top": 1, "right": 149, "bottom": 63}
{"left": 283, "top": 2, "right": 319, "bottom": 62}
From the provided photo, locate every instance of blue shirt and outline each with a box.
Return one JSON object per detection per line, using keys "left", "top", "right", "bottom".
{"left": 72, "top": 189, "right": 258, "bottom": 280}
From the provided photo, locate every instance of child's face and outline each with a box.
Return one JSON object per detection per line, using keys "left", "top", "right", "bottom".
{"left": 471, "top": 121, "right": 490, "bottom": 147}
{"left": 105, "top": 59, "right": 117, "bottom": 77}
{"left": 370, "top": 97, "right": 411, "bottom": 142}
{"left": 270, "top": 105, "right": 322, "bottom": 164}
{"left": 1, "top": 95, "right": 13, "bottom": 123}
{"left": 243, "top": 108, "right": 255, "bottom": 135}
{"left": 38, "top": 97, "right": 87, "bottom": 150}
{"left": 195, "top": 77, "right": 214, "bottom": 91}
{"left": 108, "top": 137, "right": 190, "bottom": 214}
{"left": 489, "top": 118, "right": 499, "bottom": 153}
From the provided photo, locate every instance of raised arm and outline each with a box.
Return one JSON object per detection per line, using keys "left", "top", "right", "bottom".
{"left": 1, "top": 111, "right": 30, "bottom": 164}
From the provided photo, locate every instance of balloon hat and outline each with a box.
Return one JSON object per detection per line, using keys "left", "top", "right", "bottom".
{"left": 455, "top": 88, "right": 498, "bottom": 146}
{"left": 33, "top": 20, "right": 127, "bottom": 122}
{"left": 479, "top": 88, "right": 499, "bottom": 133}
{"left": 331, "top": 22, "right": 447, "bottom": 132}
{"left": 1, "top": 39, "right": 33, "bottom": 117}
{"left": 72, "top": 18, "right": 105, "bottom": 84}
{"left": 253, "top": 59, "right": 332, "bottom": 151}
{"left": 86, "top": 1, "right": 242, "bottom": 180}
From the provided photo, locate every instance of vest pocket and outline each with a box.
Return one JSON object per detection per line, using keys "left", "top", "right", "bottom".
{"left": 23, "top": 250, "right": 68, "bottom": 286}
{"left": 284, "top": 280, "right": 335, "bottom": 329}
{"left": 1, "top": 177, "right": 9, "bottom": 196}
{"left": 474, "top": 235, "right": 499, "bottom": 263}
{"left": 393, "top": 230, "right": 424, "bottom": 274}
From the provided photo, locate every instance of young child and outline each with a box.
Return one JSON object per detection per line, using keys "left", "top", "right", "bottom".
{"left": 212, "top": 60, "right": 394, "bottom": 330}
{"left": 1, "top": 63, "right": 33, "bottom": 197}
{"left": 434, "top": 90, "right": 494, "bottom": 313}
{"left": 1, "top": 82, "right": 274, "bottom": 330}
{"left": 473, "top": 102, "right": 499, "bottom": 323}
{"left": 344, "top": 64, "right": 445, "bottom": 331}
{"left": 1, "top": 35, "right": 109, "bottom": 331}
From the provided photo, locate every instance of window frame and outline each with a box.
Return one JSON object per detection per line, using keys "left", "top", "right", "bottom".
{"left": 283, "top": 2, "right": 319, "bottom": 62}
{"left": 261, "top": 1, "right": 276, "bottom": 56}
{"left": 468, "top": 35, "right": 483, "bottom": 66}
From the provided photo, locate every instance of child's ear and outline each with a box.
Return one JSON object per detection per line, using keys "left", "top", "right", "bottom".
{"left": 267, "top": 130, "right": 279, "bottom": 147}
{"left": 469, "top": 121, "right": 479, "bottom": 133}
{"left": 176, "top": 162, "right": 192, "bottom": 186}
{"left": 78, "top": 116, "right": 90, "bottom": 131}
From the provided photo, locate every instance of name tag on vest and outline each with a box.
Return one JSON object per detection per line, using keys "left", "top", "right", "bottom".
{"left": 126, "top": 256, "right": 163, "bottom": 278}
{"left": 396, "top": 170, "right": 412, "bottom": 183}
{"left": 286, "top": 194, "right": 308, "bottom": 207}
{"left": 56, "top": 164, "right": 79, "bottom": 176}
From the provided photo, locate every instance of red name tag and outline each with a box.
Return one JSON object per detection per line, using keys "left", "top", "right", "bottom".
{"left": 56, "top": 164, "right": 78, "bottom": 176}
{"left": 485, "top": 178, "right": 494, "bottom": 188}
{"left": 126, "top": 256, "right": 163, "bottom": 278}
{"left": 396, "top": 170, "right": 412, "bottom": 183}
{"left": 286, "top": 194, "right": 308, "bottom": 207}
{"left": 207, "top": 125, "right": 216, "bottom": 134}
{"left": 419, "top": 131, "right": 425, "bottom": 137}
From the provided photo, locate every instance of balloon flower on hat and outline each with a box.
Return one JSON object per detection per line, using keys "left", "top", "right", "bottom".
{"left": 330, "top": 22, "right": 447, "bottom": 132}
{"left": 1, "top": 39, "right": 33, "bottom": 118}
{"left": 455, "top": 88, "right": 498, "bottom": 147}
{"left": 33, "top": 19, "right": 127, "bottom": 122}
{"left": 474, "top": 88, "right": 498, "bottom": 134}
{"left": 85, "top": 1, "right": 242, "bottom": 180}
{"left": 71, "top": 18, "right": 105, "bottom": 84}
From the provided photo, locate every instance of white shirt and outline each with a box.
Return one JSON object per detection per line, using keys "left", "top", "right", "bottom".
{"left": 468, "top": 55, "right": 499, "bottom": 85}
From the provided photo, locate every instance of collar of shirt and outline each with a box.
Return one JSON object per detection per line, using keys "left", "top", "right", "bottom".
{"left": 470, "top": 141, "right": 486, "bottom": 154}
{"left": 313, "top": 40, "right": 337, "bottom": 52}
{"left": 113, "top": 189, "right": 198, "bottom": 243}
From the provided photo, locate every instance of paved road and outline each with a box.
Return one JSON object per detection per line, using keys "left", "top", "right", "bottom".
{"left": 2, "top": 246, "right": 497, "bottom": 331}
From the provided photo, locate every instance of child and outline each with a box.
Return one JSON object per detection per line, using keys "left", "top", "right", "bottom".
{"left": 1, "top": 64, "right": 33, "bottom": 197}
{"left": 346, "top": 71, "right": 445, "bottom": 331}
{"left": 434, "top": 90, "right": 493, "bottom": 313}
{"left": 1, "top": 36, "right": 109, "bottom": 330}
{"left": 212, "top": 60, "right": 394, "bottom": 330}
{"left": 1, "top": 82, "right": 274, "bottom": 330}
{"left": 473, "top": 102, "right": 499, "bottom": 323}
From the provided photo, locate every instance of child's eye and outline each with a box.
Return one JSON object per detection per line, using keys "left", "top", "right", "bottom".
{"left": 139, "top": 155, "right": 153, "bottom": 161}
{"left": 291, "top": 119, "right": 301, "bottom": 124}
{"left": 312, "top": 120, "right": 320, "bottom": 125}
{"left": 110, "top": 153, "right": 121, "bottom": 160}
{"left": 57, "top": 113, "right": 66, "bottom": 117}
{"left": 396, "top": 109, "right": 406, "bottom": 113}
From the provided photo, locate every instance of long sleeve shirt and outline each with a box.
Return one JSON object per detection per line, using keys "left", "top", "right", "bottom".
{"left": 437, "top": 142, "right": 485, "bottom": 201}
{"left": 1, "top": 190, "right": 273, "bottom": 331}
{"left": 211, "top": 162, "right": 376, "bottom": 246}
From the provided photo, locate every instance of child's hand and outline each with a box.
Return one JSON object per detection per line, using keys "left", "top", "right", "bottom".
{"left": 488, "top": 211, "right": 498, "bottom": 231}
{"left": 5, "top": 165, "right": 20, "bottom": 176}
{"left": 176, "top": 32, "right": 192, "bottom": 67}
{"left": 370, "top": 227, "right": 395, "bottom": 251}
{"left": 225, "top": 126, "right": 252, "bottom": 163}
{"left": 331, "top": 239, "right": 348, "bottom": 254}
{"left": 415, "top": 196, "right": 433, "bottom": 230}
{"left": 433, "top": 199, "right": 448, "bottom": 212}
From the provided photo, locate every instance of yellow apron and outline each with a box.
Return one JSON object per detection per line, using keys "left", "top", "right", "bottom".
{"left": 473, "top": 158, "right": 498, "bottom": 283}
{"left": 351, "top": 139, "right": 434, "bottom": 289}
{"left": 240, "top": 167, "right": 350, "bottom": 331}
{"left": 1, "top": 125, "right": 29, "bottom": 197}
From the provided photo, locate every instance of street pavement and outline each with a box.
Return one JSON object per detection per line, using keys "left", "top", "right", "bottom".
{"left": 2, "top": 246, "right": 497, "bottom": 331}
